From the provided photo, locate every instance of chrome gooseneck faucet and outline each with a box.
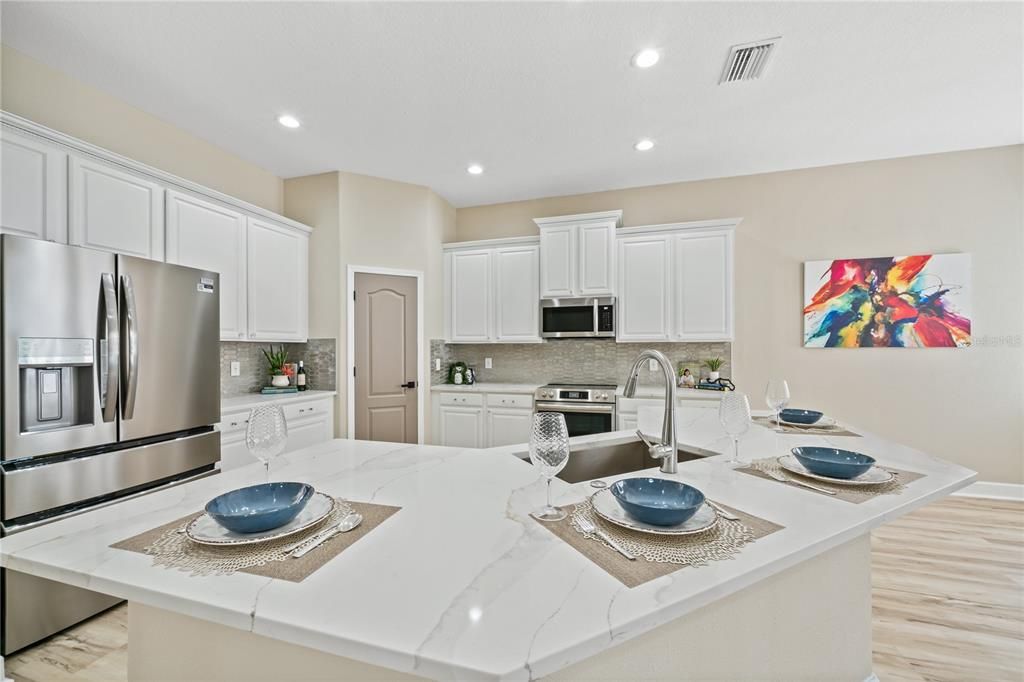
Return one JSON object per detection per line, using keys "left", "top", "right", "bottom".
{"left": 623, "top": 349, "right": 678, "bottom": 474}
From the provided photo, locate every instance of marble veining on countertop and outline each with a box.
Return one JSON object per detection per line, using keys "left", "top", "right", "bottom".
{"left": 221, "top": 389, "right": 337, "bottom": 414}
{"left": 0, "top": 408, "right": 974, "bottom": 681}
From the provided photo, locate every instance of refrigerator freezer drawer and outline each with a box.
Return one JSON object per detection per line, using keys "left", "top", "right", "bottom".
{"left": 2, "top": 430, "right": 219, "bottom": 521}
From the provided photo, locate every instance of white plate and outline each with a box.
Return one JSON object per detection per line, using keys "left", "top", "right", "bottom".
{"left": 776, "top": 415, "right": 838, "bottom": 429}
{"left": 589, "top": 488, "right": 719, "bottom": 536}
{"left": 186, "top": 492, "right": 335, "bottom": 546}
{"left": 777, "top": 454, "right": 894, "bottom": 486}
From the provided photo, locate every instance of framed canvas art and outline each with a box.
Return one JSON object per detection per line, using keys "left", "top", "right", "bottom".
{"left": 803, "top": 254, "right": 971, "bottom": 348}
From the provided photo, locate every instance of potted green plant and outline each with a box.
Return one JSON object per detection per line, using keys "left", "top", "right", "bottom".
{"left": 704, "top": 357, "right": 724, "bottom": 382}
{"left": 261, "top": 345, "right": 290, "bottom": 387}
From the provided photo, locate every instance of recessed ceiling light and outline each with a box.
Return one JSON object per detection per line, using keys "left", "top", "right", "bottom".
{"left": 634, "top": 139, "right": 655, "bottom": 151}
{"left": 277, "top": 114, "right": 301, "bottom": 129}
{"left": 467, "top": 164, "right": 484, "bottom": 175}
{"left": 631, "top": 49, "right": 660, "bottom": 69}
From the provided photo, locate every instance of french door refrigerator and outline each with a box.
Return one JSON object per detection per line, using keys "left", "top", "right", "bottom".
{"left": 1, "top": 235, "right": 222, "bottom": 653}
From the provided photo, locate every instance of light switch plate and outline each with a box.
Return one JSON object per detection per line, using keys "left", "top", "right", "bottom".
{"left": 485, "top": 357, "right": 493, "bottom": 369}
{"left": 648, "top": 358, "right": 658, "bottom": 372}
{"left": 230, "top": 361, "right": 241, "bottom": 377}
{"left": 434, "top": 358, "right": 441, "bottom": 371}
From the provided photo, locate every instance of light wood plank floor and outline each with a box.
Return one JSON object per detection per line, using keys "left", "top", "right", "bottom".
{"left": 6, "top": 496, "right": 1022, "bottom": 681}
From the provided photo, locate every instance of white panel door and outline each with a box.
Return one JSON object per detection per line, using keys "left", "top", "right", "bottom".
{"left": 0, "top": 128, "right": 67, "bottom": 242}
{"left": 577, "top": 220, "right": 616, "bottom": 296}
{"left": 616, "top": 235, "right": 672, "bottom": 341}
{"left": 493, "top": 245, "right": 540, "bottom": 342}
{"left": 539, "top": 224, "right": 576, "bottom": 298}
{"left": 486, "top": 408, "right": 533, "bottom": 447}
{"left": 675, "top": 232, "right": 733, "bottom": 340}
{"left": 69, "top": 155, "right": 164, "bottom": 259}
{"left": 165, "top": 190, "right": 248, "bottom": 341}
{"left": 246, "top": 217, "right": 308, "bottom": 341}
{"left": 449, "top": 249, "right": 491, "bottom": 342}
{"left": 439, "top": 406, "right": 484, "bottom": 448}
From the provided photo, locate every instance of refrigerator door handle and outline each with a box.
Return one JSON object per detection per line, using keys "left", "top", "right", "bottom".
{"left": 99, "top": 273, "right": 120, "bottom": 423}
{"left": 121, "top": 273, "right": 139, "bottom": 420}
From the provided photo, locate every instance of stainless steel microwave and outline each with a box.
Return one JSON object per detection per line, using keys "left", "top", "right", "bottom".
{"left": 540, "top": 297, "right": 615, "bottom": 338}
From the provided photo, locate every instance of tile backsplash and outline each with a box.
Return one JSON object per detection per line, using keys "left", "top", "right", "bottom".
{"left": 220, "top": 338, "right": 337, "bottom": 397}
{"left": 430, "top": 339, "right": 732, "bottom": 388}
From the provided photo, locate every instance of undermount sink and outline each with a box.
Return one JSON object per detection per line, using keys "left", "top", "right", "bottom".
{"left": 514, "top": 435, "right": 715, "bottom": 484}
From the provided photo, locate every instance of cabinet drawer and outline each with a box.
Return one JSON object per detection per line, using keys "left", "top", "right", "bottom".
{"left": 283, "top": 399, "right": 329, "bottom": 424}
{"left": 220, "top": 411, "right": 251, "bottom": 435}
{"left": 437, "top": 392, "right": 484, "bottom": 407}
{"left": 485, "top": 393, "right": 533, "bottom": 409}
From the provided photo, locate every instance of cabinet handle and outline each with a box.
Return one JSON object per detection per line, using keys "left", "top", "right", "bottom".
{"left": 249, "top": 333, "right": 256, "bottom": 339}
{"left": 237, "top": 332, "right": 243, "bottom": 338}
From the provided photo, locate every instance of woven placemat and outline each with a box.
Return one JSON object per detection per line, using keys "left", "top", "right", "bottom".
{"left": 736, "top": 457, "right": 924, "bottom": 503}
{"left": 752, "top": 416, "right": 861, "bottom": 437}
{"left": 536, "top": 501, "right": 782, "bottom": 588}
{"left": 111, "top": 499, "right": 400, "bottom": 582}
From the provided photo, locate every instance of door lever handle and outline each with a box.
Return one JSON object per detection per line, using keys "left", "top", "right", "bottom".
{"left": 400, "top": 381, "right": 417, "bottom": 389}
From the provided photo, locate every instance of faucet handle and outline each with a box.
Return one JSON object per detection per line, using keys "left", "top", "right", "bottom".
{"left": 636, "top": 430, "right": 673, "bottom": 461}
{"left": 635, "top": 429, "right": 659, "bottom": 448}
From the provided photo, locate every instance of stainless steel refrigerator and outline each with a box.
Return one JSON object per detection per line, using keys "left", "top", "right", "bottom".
{"left": 1, "top": 235, "right": 221, "bottom": 653}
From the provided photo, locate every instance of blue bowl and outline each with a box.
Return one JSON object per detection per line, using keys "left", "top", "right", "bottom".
{"left": 779, "top": 409, "right": 824, "bottom": 425}
{"left": 791, "top": 447, "right": 875, "bottom": 480}
{"left": 609, "top": 478, "right": 706, "bottom": 527}
{"left": 205, "top": 482, "right": 314, "bottom": 534}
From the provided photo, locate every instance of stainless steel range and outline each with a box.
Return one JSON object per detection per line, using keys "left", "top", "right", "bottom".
{"left": 534, "top": 383, "right": 617, "bottom": 437}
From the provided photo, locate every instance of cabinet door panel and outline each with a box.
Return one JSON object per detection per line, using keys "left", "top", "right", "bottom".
{"left": 449, "top": 250, "right": 491, "bottom": 342}
{"left": 577, "top": 221, "right": 615, "bottom": 295}
{"left": 286, "top": 416, "right": 330, "bottom": 453}
{"left": 616, "top": 236, "right": 672, "bottom": 341}
{"left": 0, "top": 129, "right": 67, "bottom": 242}
{"left": 494, "top": 245, "right": 540, "bottom": 341}
{"left": 247, "top": 218, "right": 308, "bottom": 341}
{"left": 166, "top": 191, "right": 247, "bottom": 340}
{"left": 220, "top": 431, "right": 256, "bottom": 472}
{"left": 439, "top": 406, "right": 483, "bottom": 448}
{"left": 486, "top": 408, "right": 533, "bottom": 447}
{"left": 69, "top": 155, "right": 164, "bottom": 259}
{"left": 675, "top": 232, "right": 733, "bottom": 340}
{"left": 539, "top": 225, "right": 575, "bottom": 298}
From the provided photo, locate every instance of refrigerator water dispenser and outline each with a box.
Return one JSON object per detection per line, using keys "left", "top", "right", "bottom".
{"left": 17, "top": 338, "right": 95, "bottom": 434}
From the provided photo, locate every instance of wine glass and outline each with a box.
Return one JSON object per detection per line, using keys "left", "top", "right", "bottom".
{"left": 719, "top": 392, "right": 752, "bottom": 467}
{"left": 765, "top": 379, "right": 791, "bottom": 433}
{"left": 529, "top": 412, "right": 571, "bottom": 522}
{"left": 245, "top": 405, "right": 288, "bottom": 481}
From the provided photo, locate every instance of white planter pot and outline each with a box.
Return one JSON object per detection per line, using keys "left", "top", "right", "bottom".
{"left": 270, "top": 375, "right": 290, "bottom": 388}
{"left": 708, "top": 371, "right": 720, "bottom": 382}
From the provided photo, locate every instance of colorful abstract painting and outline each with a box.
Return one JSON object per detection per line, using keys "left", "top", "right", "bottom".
{"left": 803, "top": 254, "right": 971, "bottom": 348}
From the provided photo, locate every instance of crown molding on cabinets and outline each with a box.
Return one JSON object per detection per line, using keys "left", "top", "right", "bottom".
{"left": 442, "top": 235, "right": 539, "bottom": 251}
{"left": 532, "top": 209, "right": 623, "bottom": 229}
{"left": 0, "top": 110, "right": 312, "bottom": 235}
{"left": 617, "top": 218, "right": 743, "bottom": 237}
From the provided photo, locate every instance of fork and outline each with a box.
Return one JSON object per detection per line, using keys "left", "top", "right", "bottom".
{"left": 766, "top": 470, "right": 837, "bottom": 496}
{"left": 577, "top": 517, "right": 636, "bottom": 561}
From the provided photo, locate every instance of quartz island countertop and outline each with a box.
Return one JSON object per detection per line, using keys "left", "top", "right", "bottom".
{"left": 0, "top": 407, "right": 974, "bottom": 680}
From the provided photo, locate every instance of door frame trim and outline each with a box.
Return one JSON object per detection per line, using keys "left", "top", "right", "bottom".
{"left": 345, "top": 265, "right": 425, "bottom": 444}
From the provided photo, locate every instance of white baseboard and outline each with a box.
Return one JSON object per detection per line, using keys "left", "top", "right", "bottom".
{"left": 953, "top": 481, "right": 1024, "bottom": 501}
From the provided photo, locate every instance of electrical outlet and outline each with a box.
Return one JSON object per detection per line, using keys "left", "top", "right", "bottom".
{"left": 485, "top": 357, "right": 493, "bottom": 369}
{"left": 434, "top": 358, "right": 441, "bottom": 371}
{"left": 230, "top": 361, "right": 241, "bottom": 377}
{"left": 648, "top": 358, "right": 658, "bottom": 372}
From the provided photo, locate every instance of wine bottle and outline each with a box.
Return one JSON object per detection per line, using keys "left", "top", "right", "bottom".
{"left": 296, "top": 361, "right": 307, "bottom": 391}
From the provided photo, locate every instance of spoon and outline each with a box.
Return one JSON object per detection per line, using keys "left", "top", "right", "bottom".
{"left": 289, "top": 513, "right": 363, "bottom": 558}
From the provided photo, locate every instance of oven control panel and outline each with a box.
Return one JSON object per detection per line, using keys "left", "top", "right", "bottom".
{"left": 534, "top": 385, "right": 616, "bottom": 403}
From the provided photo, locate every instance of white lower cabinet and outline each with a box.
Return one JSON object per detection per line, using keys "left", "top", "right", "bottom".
{"left": 219, "top": 395, "right": 335, "bottom": 472}
{"left": 433, "top": 391, "right": 534, "bottom": 448}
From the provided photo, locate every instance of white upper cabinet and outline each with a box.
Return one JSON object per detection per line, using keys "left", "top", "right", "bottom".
{"left": 447, "top": 248, "right": 492, "bottom": 342}
{"left": 493, "top": 245, "right": 541, "bottom": 342}
{"left": 165, "top": 190, "right": 248, "bottom": 341}
{"left": 674, "top": 230, "right": 733, "bottom": 341}
{"left": 246, "top": 217, "right": 309, "bottom": 342}
{"left": 617, "top": 234, "right": 672, "bottom": 341}
{"left": 0, "top": 128, "right": 67, "bottom": 242}
{"left": 535, "top": 210, "right": 621, "bottom": 298}
{"left": 69, "top": 155, "right": 165, "bottom": 260}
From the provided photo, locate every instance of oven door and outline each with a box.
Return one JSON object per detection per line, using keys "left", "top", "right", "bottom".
{"left": 535, "top": 402, "right": 615, "bottom": 437}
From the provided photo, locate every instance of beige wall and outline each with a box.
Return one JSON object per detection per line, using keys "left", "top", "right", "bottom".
{"left": 456, "top": 146, "right": 1024, "bottom": 484}
{"left": 284, "top": 171, "right": 456, "bottom": 441}
{"left": 0, "top": 44, "right": 283, "bottom": 212}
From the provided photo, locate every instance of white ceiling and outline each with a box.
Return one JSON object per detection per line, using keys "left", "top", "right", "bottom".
{"left": 2, "top": 2, "right": 1021, "bottom": 208}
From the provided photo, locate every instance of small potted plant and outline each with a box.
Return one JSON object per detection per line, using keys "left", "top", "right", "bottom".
{"left": 703, "top": 357, "right": 724, "bottom": 383}
{"left": 261, "top": 345, "right": 290, "bottom": 388}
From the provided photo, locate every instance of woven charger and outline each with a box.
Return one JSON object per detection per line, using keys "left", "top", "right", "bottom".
{"left": 737, "top": 457, "right": 924, "bottom": 503}
{"left": 537, "top": 499, "right": 783, "bottom": 588}
{"left": 111, "top": 498, "right": 400, "bottom": 582}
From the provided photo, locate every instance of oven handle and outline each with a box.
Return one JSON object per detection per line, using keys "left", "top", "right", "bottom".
{"left": 535, "top": 401, "right": 615, "bottom": 414}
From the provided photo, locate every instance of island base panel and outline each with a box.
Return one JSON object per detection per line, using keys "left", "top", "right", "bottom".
{"left": 127, "top": 536, "right": 872, "bottom": 681}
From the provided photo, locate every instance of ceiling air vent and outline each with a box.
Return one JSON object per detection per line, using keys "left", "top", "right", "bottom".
{"left": 719, "top": 37, "right": 780, "bottom": 84}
